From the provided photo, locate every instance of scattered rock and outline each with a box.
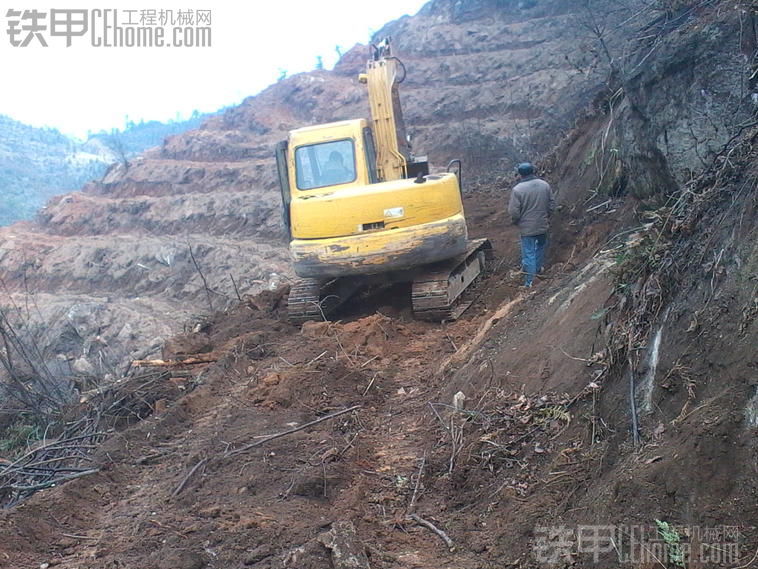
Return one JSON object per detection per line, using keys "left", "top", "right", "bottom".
{"left": 163, "top": 333, "right": 213, "bottom": 360}
{"left": 317, "top": 521, "right": 371, "bottom": 569}
{"left": 72, "top": 356, "right": 95, "bottom": 375}
{"left": 453, "top": 391, "right": 467, "bottom": 411}
{"left": 281, "top": 539, "right": 332, "bottom": 568}
{"left": 261, "top": 372, "right": 281, "bottom": 386}
{"left": 247, "top": 284, "right": 289, "bottom": 312}
{"left": 243, "top": 545, "right": 273, "bottom": 566}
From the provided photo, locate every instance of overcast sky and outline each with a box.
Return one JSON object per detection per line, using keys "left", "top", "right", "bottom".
{"left": 0, "top": 0, "right": 427, "bottom": 139}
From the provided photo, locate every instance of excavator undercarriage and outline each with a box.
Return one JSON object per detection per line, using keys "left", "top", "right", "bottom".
{"left": 288, "top": 238, "right": 492, "bottom": 324}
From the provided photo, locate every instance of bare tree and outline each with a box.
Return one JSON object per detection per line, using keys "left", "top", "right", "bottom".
{"left": 103, "top": 132, "right": 130, "bottom": 172}
{"left": 575, "top": 0, "right": 618, "bottom": 73}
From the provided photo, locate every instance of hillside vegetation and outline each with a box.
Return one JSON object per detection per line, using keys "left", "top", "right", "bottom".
{"left": 0, "top": 112, "right": 217, "bottom": 226}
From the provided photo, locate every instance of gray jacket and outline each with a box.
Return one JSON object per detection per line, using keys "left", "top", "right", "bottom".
{"left": 508, "top": 175, "right": 555, "bottom": 236}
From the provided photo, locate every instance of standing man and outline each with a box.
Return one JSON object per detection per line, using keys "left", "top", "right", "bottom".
{"left": 508, "top": 162, "right": 555, "bottom": 287}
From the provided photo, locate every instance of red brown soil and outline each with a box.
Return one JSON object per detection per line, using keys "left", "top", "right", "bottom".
{"left": 1, "top": 132, "right": 756, "bottom": 569}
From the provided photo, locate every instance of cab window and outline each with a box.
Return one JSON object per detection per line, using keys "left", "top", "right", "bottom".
{"left": 295, "top": 139, "right": 357, "bottom": 190}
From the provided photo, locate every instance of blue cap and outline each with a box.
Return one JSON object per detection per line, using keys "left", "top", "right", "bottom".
{"left": 517, "top": 162, "right": 535, "bottom": 176}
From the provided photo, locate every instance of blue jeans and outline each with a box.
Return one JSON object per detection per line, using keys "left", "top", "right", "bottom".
{"left": 520, "top": 234, "right": 547, "bottom": 286}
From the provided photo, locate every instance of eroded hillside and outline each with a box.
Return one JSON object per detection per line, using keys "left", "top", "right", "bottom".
{"left": 0, "top": 1, "right": 756, "bottom": 568}
{"left": 0, "top": 0, "right": 651, "bottom": 374}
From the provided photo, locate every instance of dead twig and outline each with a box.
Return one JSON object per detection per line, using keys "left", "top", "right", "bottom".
{"left": 445, "top": 333, "right": 458, "bottom": 352}
{"left": 627, "top": 338, "right": 641, "bottom": 448}
{"left": 225, "top": 405, "right": 361, "bottom": 458}
{"left": 448, "top": 420, "right": 463, "bottom": 474}
{"left": 188, "top": 244, "right": 213, "bottom": 312}
{"left": 229, "top": 273, "right": 242, "bottom": 301}
{"left": 362, "top": 373, "right": 378, "bottom": 396}
{"left": 361, "top": 355, "right": 379, "bottom": 368}
{"left": 8, "top": 468, "right": 100, "bottom": 492}
{"left": 587, "top": 199, "right": 612, "bottom": 213}
{"left": 560, "top": 347, "right": 593, "bottom": 363}
{"left": 407, "top": 454, "right": 426, "bottom": 514}
{"left": 305, "top": 350, "right": 328, "bottom": 367}
{"left": 61, "top": 533, "right": 100, "bottom": 540}
{"left": 428, "top": 402, "right": 451, "bottom": 435}
{"left": 172, "top": 458, "right": 208, "bottom": 497}
{"left": 408, "top": 513, "right": 454, "bottom": 550}
{"left": 337, "top": 431, "right": 361, "bottom": 459}
{"left": 2, "top": 432, "right": 108, "bottom": 472}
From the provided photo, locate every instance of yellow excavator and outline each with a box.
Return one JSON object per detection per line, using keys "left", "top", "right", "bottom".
{"left": 276, "top": 38, "right": 491, "bottom": 323}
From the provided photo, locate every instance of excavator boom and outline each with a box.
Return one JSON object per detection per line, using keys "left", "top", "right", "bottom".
{"left": 360, "top": 40, "right": 411, "bottom": 181}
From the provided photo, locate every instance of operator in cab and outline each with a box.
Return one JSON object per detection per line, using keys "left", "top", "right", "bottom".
{"left": 321, "top": 151, "right": 353, "bottom": 185}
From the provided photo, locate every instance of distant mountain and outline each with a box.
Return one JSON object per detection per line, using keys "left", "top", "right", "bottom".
{"left": 0, "top": 111, "right": 218, "bottom": 226}
{"left": 85, "top": 111, "right": 216, "bottom": 161}
{"left": 0, "top": 115, "right": 105, "bottom": 226}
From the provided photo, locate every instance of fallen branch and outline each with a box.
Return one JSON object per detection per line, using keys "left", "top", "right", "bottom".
{"left": 172, "top": 458, "right": 208, "bottom": 497}
{"left": 408, "top": 513, "right": 454, "bottom": 550}
{"left": 225, "top": 405, "right": 361, "bottom": 458}
{"left": 132, "top": 355, "right": 217, "bottom": 367}
{"left": 2, "top": 432, "right": 107, "bottom": 472}
{"left": 587, "top": 199, "right": 612, "bottom": 213}
{"left": 8, "top": 468, "right": 100, "bottom": 492}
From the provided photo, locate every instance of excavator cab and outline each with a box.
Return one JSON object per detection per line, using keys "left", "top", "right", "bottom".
{"left": 276, "top": 38, "right": 491, "bottom": 323}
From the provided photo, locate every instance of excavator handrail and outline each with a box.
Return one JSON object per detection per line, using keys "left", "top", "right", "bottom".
{"left": 447, "top": 159, "right": 463, "bottom": 193}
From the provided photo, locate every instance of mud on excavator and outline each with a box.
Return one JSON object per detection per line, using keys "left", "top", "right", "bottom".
{"left": 276, "top": 38, "right": 492, "bottom": 324}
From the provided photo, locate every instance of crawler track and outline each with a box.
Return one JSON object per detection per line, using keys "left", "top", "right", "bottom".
{"left": 411, "top": 238, "right": 492, "bottom": 321}
{"left": 287, "top": 278, "right": 324, "bottom": 324}
{"left": 288, "top": 239, "right": 492, "bottom": 324}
